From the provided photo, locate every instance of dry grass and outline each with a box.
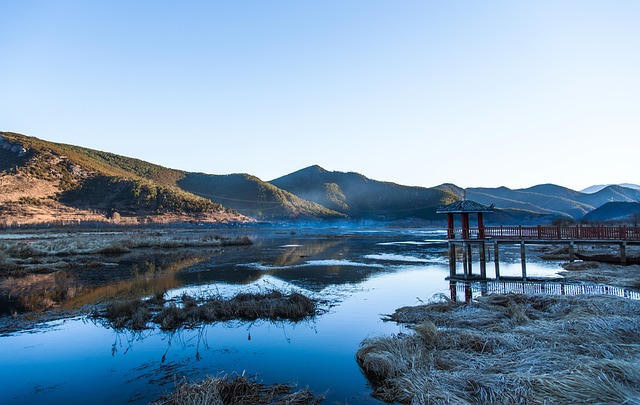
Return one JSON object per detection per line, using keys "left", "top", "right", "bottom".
{"left": 357, "top": 294, "right": 640, "bottom": 404}
{"left": 98, "top": 290, "right": 319, "bottom": 331}
{"left": 0, "top": 232, "right": 251, "bottom": 274}
{"left": 559, "top": 263, "right": 640, "bottom": 291}
{"left": 0, "top": 233, "right": 251, "bottom": 258}
{"left": 104, "top": 298, "right": 154, "bottom": 330}
{"left": 152, "top": 373, "right": 323, "bottom": 405}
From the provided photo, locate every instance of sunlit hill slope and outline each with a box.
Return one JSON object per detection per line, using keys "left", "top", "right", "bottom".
{"left": 0, "top": 132, "right": 242, "bottom": 225}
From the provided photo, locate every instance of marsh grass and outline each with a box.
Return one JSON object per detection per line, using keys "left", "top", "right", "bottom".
{"left": 104, "top": 299, "right": 152, "bottom": 330}
{"left": 357, "top": 294, "right": 640, "bottom": 404}
{"left": 0, "top": 233, "right": 251, "bottom": 273}
{"left": 0, "top": 234, "right": 251, "bottom": 258}
{"left": 152, "top": 373, "right": 323, "bottom": 405}
{"left": 99, "top": 290, "right": 319, "bottom": 331}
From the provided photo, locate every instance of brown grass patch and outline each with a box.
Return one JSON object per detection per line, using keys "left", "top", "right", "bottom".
{"left": 357, "top": 294, "right": 640, "bottom": 404}
{"left": 152, "top": 373, "right": 323, "bottom": 404}
{"left": 97, "top": 290, "right": 319, "bottom": 331}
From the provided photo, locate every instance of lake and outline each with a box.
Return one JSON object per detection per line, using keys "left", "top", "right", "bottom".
{"left": 0, "top": 227, "right": 571, "bottom": 404}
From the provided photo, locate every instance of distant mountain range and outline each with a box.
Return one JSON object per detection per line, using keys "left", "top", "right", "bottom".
{"left": 1, "top": 131, "right": 639, "bottom": 225}
{"left": 581, "top": 183, "right": 640, "bottom": 194}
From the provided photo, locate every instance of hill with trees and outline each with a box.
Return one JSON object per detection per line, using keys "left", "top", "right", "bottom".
{"left": 2, "top": 132, "right": 638, "bottom": 226}
{"left": 0, "top": 132, "right": 245, "bottom": 225}
{"left": 270, "top": 165, "right": 458, "bottom": 221}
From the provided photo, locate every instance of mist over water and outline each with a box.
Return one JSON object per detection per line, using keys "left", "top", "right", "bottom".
{"left": 0, "top": 227, "right": 581, "bottom": 404}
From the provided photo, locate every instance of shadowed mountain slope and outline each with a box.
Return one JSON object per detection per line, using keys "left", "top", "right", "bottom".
{"left": 178, "top": 172, "right": 345, "bottom": 220}
{"left": 582, "top": 202, "right": 640, "bottom": 223}
{"left": 270, "top": 165, "right": 458, "bottom": 220}
{"left": 435, "top": 183, "right": 640, "bottom": 220}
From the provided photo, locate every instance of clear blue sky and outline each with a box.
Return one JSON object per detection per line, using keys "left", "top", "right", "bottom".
{"left": 1, "top": 1, "right": 638, "bottom": 190}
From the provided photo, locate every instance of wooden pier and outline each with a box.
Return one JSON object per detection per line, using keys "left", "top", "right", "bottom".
{"left": 437, "top": 200, "right": 640, "bottom": 281}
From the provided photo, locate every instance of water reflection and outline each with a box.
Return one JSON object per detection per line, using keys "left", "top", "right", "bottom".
{"left": 0, "top": 252, "right": 215, "bottom": 315}
{"left": 4, "top": 228, "right": 617, "bottom": 405}
{"left": 449, "top": 279, "right": 640, "bottom": 302}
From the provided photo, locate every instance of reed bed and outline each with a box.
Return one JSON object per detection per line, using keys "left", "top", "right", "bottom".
{"left": 560, "top": 263, "right": 640, "bottom": 291}
{"left": 0, "top": 233, "right": 251, "bottom": 258}
{"left": 357, "top": 294, "right": 640, "bottom": 404}
{"left": 99, "top": 290, "right": 319, "bottom": 331}
{"left": 152, "top": 373, "right": 323, "bottom": 405}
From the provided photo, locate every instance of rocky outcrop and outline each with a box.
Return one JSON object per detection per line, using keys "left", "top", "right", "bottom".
{"left": 0, "top": 136, "right": 27, "bottom": 156}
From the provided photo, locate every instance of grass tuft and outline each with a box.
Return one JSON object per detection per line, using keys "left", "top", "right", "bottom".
{"left": 97, "top": 289, "right": 319, "bottom": 331}
{"left": 151, "top": 373, "right": 323, "bottom": 405}
{"left": 104, "top": 299, "right": 151, "bottom": 330}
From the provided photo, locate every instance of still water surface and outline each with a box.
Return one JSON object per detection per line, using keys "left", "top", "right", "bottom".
{"left": 0, "top": 227, "right": 564, "bottom": 404}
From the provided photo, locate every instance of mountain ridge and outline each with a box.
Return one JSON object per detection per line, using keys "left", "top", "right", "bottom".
{"left": 2, "top": 132, "right": 638, "bottom": 225}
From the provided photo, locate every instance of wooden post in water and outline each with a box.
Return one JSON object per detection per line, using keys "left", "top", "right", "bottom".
{"left": 520, "top": 242, "right": 527, "bottom": 281}
{"left": 479, "top": 242, "right": 487, "bottom": 279}
{"left": 569, "top": 241, "right": 575, "bottom": 262}
{"left": 449, "top": 279, "right": 457, "bottom": 302}
{"left": 464, "top": 282, "right": 472, "bottom": 302}
{"left": 494, "top": 241, "right": 500, "bottom": 279}
{"left": 462, "top": 242, "right": 468, "bottom": 277}
{"left": 448, "top": 243, "right": 456, "bottom": 277}
{"left": 466, "top": 243, "right": 473, "bottom": 276}
{"left": 621, "top": 242, "right": 627, "bottom": 265}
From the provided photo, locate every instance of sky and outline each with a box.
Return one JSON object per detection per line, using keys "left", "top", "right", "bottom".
{"left": 1, "top": 1, "right": 639, "bottom": 191}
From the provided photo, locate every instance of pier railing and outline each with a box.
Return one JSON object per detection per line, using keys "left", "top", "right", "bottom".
{"left": 451, "top": 225, "right": 640, "bottom": 241}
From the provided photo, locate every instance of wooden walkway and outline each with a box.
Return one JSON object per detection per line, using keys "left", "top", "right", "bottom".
{"left": 451, "top": 225, "right": 640, "bottom": 241}
{"left": 446, "top": 225, "right": 640, "bottom": 281}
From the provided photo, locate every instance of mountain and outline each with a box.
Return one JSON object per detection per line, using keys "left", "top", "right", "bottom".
{"left": 0, "top": 132, "right": 246, "bottom": 225}
{"left": 581, "top": 183, "right": 640, "bottom": 194}
{"left": 177, "top": 172, "right": 345, "bottom": 220}
{"left": 270, "top": 165, "right": 458, "bottom": 220}
{"left": 434, "top": 183, "right": 640, "bottom": 221}
{"left": 582, "top": 202, "right": 640, "bottom": 223}
{"left": 3, "top": 132, "right": 638, "bottom": 226}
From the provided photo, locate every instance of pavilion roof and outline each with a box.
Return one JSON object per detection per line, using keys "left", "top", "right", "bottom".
{"left": 436, "top": 199, "right": 494, "bottom": 214}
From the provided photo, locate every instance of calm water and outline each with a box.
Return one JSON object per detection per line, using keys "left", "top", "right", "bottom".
{"left": 0, "top": 227, "right": 566, "bottom": 404}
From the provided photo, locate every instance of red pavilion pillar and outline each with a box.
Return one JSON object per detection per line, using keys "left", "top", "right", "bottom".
{"left": 447, "top": 213, "right": 454, "bottom": 239}
{"left": 478, "top": 212, "right": 485, "bottom": 239}
{"left": 461, "top": 213, "right": 470, "bottom": 239}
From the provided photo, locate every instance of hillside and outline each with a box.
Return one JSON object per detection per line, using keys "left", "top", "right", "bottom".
{"left": 3, "top": 132, "right": 638, "bottom": 226}
{"left": 581, "top": 183, "right": 640, "bottom": 193}
{"left": 178, "top": 172, "right": 345, "bottom": 220}
{"left": 582, "top": 202, "right": 640, "bottom": 224}
{"left": 434, "top": 183, "right": 640, "bottom": 220}
{"left": 270, "top": 165, "right": 458, "bottom": 221}
{"left": 0, "top": 132, "right": 246, "bottom": 225}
